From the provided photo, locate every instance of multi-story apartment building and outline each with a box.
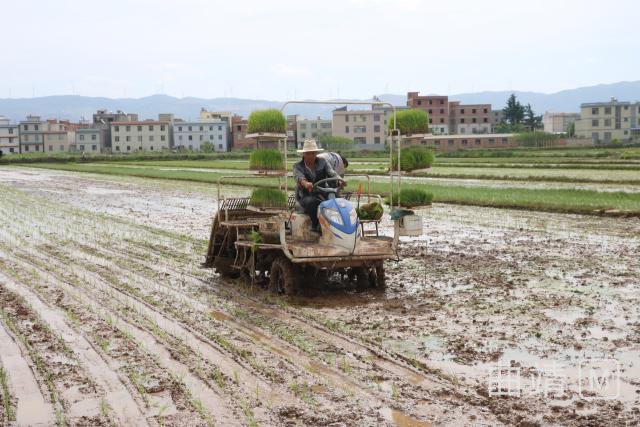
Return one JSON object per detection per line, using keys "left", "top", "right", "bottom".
{"left": 110, "top": 120, "right": 171, "bottom": 153}
{"left": 491, "top": 110, "right": 504, "bottom": 130}
{"left": 407, "top": 92, "right": 450, "bottom": 134}
{"left": 286, "top": 115, "right": 298, "bottom": 149}
{"left": 448, "top": 101, "right": 491, "bottom": 134}
{"left": 199, "top": 109, "right": 233, "bottom": 123}
{"left": 93, "top": 109, "right": 138, "bottom": 125}
{"left": 75, "top": 127, "right": 109, "bottom": 153}
{"left": 0, "top": 116, "right": 19, "bottom": 155}
{"left": 200, "top": 109, "right": 234, "bottom": 149}
{"left": 407, "top": 91, "right": 492, "bottom": 135}
{"left": 19, "top": 115, "right": 46, "bottom": 153}
{"left": 93, "top": 110, "right": 138, "bottom": 151}
{"left": 43, "top": 120, "right": 74, "bottom": 153}
{"left": 231, "top": 116, "right": 253, "bottom": 150}
{"left": 543, "top": 112, "right": 579, "bottom": 134}
{"left": 331, "top": 107, "right": 387, "bottom": 147}
{"left": 296, "top": 116, "right": 332, "bottom": 145}
{"left": 575, "top": 98, "right": 640, "bottom": 143}
{"left": 173, "top": 120, "right": 229, "bottom": 151}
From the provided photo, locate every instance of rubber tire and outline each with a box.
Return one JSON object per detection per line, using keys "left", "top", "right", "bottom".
{"left": 373, "top": 261, "right": 386, "bottom": 290}
{"left": 214, "top": 256, "right": 240, "bottom": 279}
{"left": 353, "top": 267, "right": 370, "bottom": 292}
{"left": 269, "top": 257, "right": 299, "bottom": 295}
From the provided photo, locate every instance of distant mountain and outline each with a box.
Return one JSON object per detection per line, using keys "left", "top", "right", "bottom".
{"left": 448, "top": 80, "right": 640, "bottom": 113}
{"left": 2, "top": 81, "right": 640, "bottom": 121}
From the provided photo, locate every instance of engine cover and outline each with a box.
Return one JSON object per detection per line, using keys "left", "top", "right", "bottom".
{"left": 318, "top": 198, "right": 360, "bottom": 252}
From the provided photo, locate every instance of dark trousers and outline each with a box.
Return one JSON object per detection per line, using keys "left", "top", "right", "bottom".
{"left": 299, "top": 195, "right": 322, "bottom": 228}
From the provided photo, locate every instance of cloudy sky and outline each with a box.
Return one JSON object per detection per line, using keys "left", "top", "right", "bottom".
{"left": 1, "top": 0, "right": 638, "bottom": 100}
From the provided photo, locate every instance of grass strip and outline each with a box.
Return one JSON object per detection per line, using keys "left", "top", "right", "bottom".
{"left": 18, "top": 163, "right": 640, "bottom": 216}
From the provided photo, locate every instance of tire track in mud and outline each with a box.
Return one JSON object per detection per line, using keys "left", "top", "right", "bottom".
{"left": 34, "top": 240, "right": 391, "bottom": 425}
{"left": 0, "top": 321, "right": 55, "bottom": 426}
{"left": 0, "top": 188, "right": 495, "bottom": 425}
{"left": 0, "top": 252, "right": 240, "bottom": 426}
{"left": 1, "top": 245, "right": 267, "bottom": 426}
{"left": 0, "top": 212, "right": 430, "bottom": 425}
{"left": 0, "top": 272, "right": 150, "bottom": 427}
{"left": 79, "top": 235, "right": 497, "bottom": 425}
{"left": 0, "top": 202, "right": 290, "bottom": 424}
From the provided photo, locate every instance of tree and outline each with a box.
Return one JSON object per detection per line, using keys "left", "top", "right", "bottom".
{"left": 565, "top": 121, "right": 575, "bottom": 137}
{"left": 502, "top": 94, "right": 525, "bottom": 126}
{"left": 523, "top": 103, "right": 543, "bottom": 131}
{"left": 318, "top": 135, "right": 354, "bottom": 151}
{"left": 495, "top": 121, "right": 525, "bottom": 134}
{"left": 200, "top": 142, "right": 215, "bottom": 153}
{"left": 514, "top": 132, "right": 558, "bottom": 147}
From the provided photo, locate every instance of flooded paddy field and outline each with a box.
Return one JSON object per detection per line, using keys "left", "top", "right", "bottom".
{"left": 0, "top": 166, "right": 639, "bottom": 426}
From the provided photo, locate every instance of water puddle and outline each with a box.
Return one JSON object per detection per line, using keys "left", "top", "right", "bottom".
{"left": 210, "top": 310, "right": 231, "bottom": 322}
{"left": 380, "top": 407, "right": 432, "bottom": 427}
{"left": 85, "top": 186, "right": 135, "bottom": 195}
{"left": 543, "top": 308, "right": 585, "bottom": 324}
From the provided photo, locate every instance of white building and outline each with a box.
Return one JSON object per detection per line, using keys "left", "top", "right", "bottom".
{"left": 75, "top": 127, "right": 109, "bottom": 153}
{"left": 543, "top": 112, "right": 579, "bottom": 134}
{"left": 296, "top": 117, "right": 332, "bottom": 145}
{"left": 173, "top": 121, "right": 229, "bottom": 151}
{"left": 0, "top": 116, "right": 19, "bottom": 155}
{"left": 111, "top": 120, "right": 171, "bottom": 153}
{"left": 19, "top": 115, "right": 46, "bottom": 153}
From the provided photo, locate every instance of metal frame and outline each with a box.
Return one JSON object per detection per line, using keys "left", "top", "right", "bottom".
{"left": 279, "top": 100, "right": 400, "bottom": 210}
{"left": 211, "top": 100, "right": 402, "bottom": 269}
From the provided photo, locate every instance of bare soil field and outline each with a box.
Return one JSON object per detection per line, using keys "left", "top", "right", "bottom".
{"left": 0, "top": 166, "right": 639, "bottom": 426}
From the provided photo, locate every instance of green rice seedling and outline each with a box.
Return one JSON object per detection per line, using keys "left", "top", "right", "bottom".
{"left": 249, "top": 148, "right": 285, "bottom": 170}
{"left": 387, "top": 109, "right": 429, "bottom": 135}
{"left": 210, "top": 367, "right": 225, "bottom": 389}
{"left": 249, "top": 188, "right": 287, "bottom": 208}
{"left": 339, "top": 356, "right": 352, "bottom": 374}
{"left": 356, "top": 202, "right": 383, "bottom": 220}
{"left": 247, "top": 109, "right": 287, "bottom": 134}
{"left": 240, "top": 400, "right": 258, "bottom": 427}
{"left": 0, "top": 367, "right": 15, "bottom": 422}
{"left": 391, "top": 145, "right": 435, "bottom": 171}
{"left": 100, "top": 397, "right": 109, "bottom": 418}
{"left": 56, "top": 408, "right": 65, "bottom": 427}
{"left": 391, "top": 382, "right": 399, "bottom": 400}
{"left": 386, "top": 188, "right": 433, "bottom": 208}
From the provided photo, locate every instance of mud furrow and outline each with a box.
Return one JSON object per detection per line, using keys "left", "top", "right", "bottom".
{"left": 0, "top": 252, "right": 239, "bottom": 426}
{"left": 0, "top": 321, "right": 55, "bottom": 426}
{"left": 2, "top": 245, "right": 265, "bottom": 425}
{"left": 2, "top": 242, "right": 298, "bottom": 425}
{"left": 77, "top": 234, "right": 494, "bottom": 424}
{"left": 2, "top": 219, "right": 410, "bottom": 424}
{"left": 2, "top": 183, "right": 498, "bottom": 424}
{"left": 0, "top": 273, "right": 150, "bottom": 426}
{"left": 57, "top": 240, "right": 442, "bottom": 417}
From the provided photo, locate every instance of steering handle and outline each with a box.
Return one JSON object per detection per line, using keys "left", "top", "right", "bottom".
{"left": 312, "top": 177, "right": 346, "bottom": 190}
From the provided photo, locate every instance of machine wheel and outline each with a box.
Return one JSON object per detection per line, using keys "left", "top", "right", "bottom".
{"left": 214, "top": 256, "right": 240, "bottom": 279}
{"left": 372, "top": 261, "right": 386, "bottom": 290}
{"left": 269, "top": 257, "right": 299, "bottom": 295}
{"left": 353, "top": 267, "right": 371, "bottom": 292}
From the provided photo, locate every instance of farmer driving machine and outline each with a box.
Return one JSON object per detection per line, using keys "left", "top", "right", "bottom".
{"left": 203, "top": 101, "right": 423, "bottom": 294}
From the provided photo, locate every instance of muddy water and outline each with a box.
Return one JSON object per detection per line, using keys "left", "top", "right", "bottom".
{"left": 0, "top": 323, "right": 55, "bottom": 426}
{"left": 1, "top": 275, "right": 150, "bottom": 426}
{"left": 1, "top": 166, "right": 640, "bottom": 425}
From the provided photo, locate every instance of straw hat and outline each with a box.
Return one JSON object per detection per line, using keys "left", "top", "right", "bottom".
{"left": 297, "top": 139, "right": 324, "bottom": 153}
